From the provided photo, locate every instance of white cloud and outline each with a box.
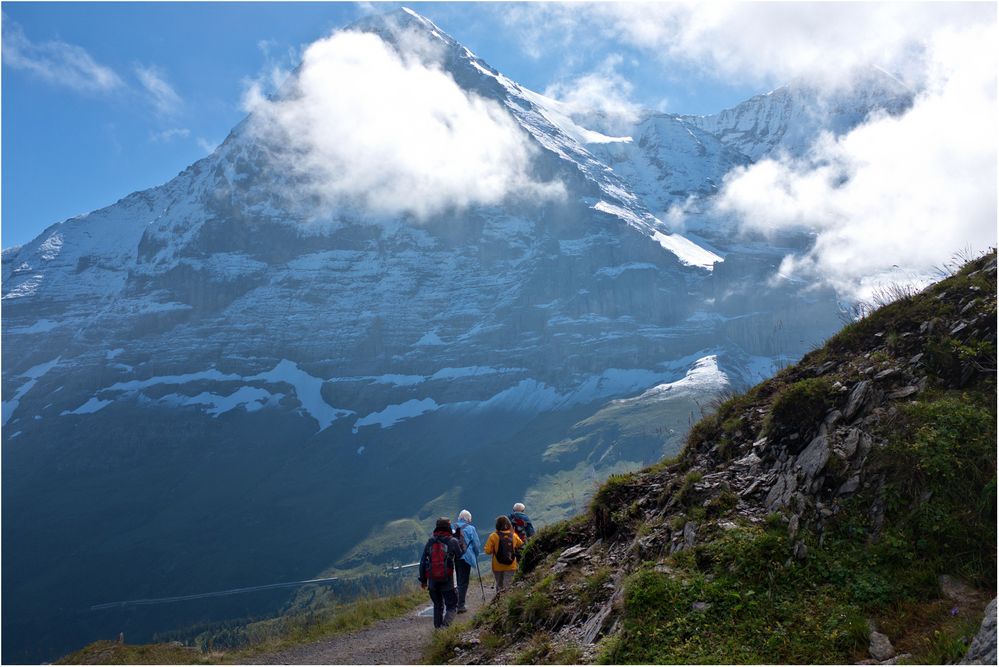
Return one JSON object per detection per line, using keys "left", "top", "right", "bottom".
{"left": 1, "top": 15, "right": 123, "bottom": 93}
{"left": 150, "top": 127, "right": 190, "bottom": 142}
{"left": 502, "top": 3, "right": 993, "bottom": 92}
{"left": 543, "top": 54, "right": 642, "bottom": 133}
{"left": 712, "top": 24, "right": 997, "bottom": 300}
{"left": 497, "top": 3, "right": 582, "bottom": 61}
{"left": 243, "top": 28, "right": 562, "bottom": 220}
{"left": 135, "top": 65, "right": 182, "bottom": 117}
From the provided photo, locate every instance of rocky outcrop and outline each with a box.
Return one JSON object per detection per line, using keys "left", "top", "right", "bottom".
{"left": 962, "top": 599, "right": 997, "bottom": 665}
{"left": 450, "top": 252, "right": 997, "bottom": 664}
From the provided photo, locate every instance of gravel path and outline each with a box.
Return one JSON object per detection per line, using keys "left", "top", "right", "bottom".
{"left": 247, "top": 575, "right": 492, "bottom": 665}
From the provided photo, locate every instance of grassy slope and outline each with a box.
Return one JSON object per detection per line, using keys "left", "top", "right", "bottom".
{"left": 451, "top": 252, "right": 996, "bottom": 665}
{"left": 56, "top": 587, "right": 425, "bottom": 665}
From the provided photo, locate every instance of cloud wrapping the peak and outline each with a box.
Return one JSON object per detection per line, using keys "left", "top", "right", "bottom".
{"left": 1, "top": 16, "right": 123, "bottom": 93}
{"left": 544, "top": 54, "right": 642, "bottom": 133}
{"left": 244, "top": 28, "right": 561, "bottom": 219}
{"left": 498, "top": 3, "right": 995, "bottom": 299}
{"left": 713, "top": 24, "right": 997, "bottom": 300}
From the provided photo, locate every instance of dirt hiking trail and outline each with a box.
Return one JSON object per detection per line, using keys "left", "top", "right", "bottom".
{"left": 246, "top": 574, "right": 492, "bottom": 665}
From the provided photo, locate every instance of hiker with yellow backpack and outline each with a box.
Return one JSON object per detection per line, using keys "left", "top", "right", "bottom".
{"left": 483, "top": 515, "right": 524, "bottom": 592}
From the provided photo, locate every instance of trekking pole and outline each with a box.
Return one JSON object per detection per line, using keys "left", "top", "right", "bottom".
{"left": 474, "top": 557, "right": 487, "bottom": 602}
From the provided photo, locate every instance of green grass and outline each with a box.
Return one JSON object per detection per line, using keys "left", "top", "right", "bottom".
{"left": 578, "top": 566, "right": 613, "bottom": 608}
{"left": 56, "top": 641, "right": 219, "bottom": 665}
{"left": 872, "top": 392, "right": 997, "bottom": 590}
{"left": 600, "top": 385, "right": 996, "bottom": 665}
{"left": 511, "top": 633, "right": 584, "bottom": 664}
{"left": 422, "top": 623, "right": 465, "bottom": 664}
{"left": 601, "top": 526, "right": 871, "bottom": 664}
{"left": 58, "top": 587, "right": 427, "bottom": 664}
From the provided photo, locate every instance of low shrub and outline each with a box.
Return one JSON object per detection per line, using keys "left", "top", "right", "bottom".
{"left": 762, "top": 377, "right": 836, "bottom": 445}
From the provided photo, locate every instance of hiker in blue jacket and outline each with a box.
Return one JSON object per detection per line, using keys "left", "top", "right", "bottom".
{"left": 418, "top": 517, "right": 461, "bottom": 629}
{"left": 509, "top": 502, "right": 536, "bottom": 542}
{"left": 452, "top": 509, "right": 481, "bottom": 613}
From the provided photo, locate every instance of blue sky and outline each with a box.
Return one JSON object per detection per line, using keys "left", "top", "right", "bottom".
{"left": 1, "top": 1, "right": 769, "bottom": 248}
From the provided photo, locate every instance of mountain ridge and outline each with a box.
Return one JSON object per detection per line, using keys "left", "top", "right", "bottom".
{"left": 2, "top": 8, "right": 917, "bottom": 663}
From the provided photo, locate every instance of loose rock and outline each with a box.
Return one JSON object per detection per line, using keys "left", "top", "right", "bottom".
{"left": 869, "top": 631, "right": 895, "bottom": 661}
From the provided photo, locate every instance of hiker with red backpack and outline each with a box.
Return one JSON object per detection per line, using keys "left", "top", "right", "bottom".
{"left": 483, "top": 515, "right": 524, "bottom": 592}
{"left": 509, "top": 502, "right": 535, "bottom": 543}
{"left": 451, "top": 510, "right": 481, "bottom": 613}
{"left": 418, "top": 517, "right": 461, "bottom": 629}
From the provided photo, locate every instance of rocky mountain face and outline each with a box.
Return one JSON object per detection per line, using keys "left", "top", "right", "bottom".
{"left": 1, "top": 9, "right": 914, "bottom": 663}
{"left": 446, "top": 252, "right": 996, "bottom": 665}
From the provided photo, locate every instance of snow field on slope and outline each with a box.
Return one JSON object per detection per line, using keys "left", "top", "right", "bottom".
{"left": 2, "top": 357, "right": 61, "bottom": 426}
{"left": 592, "top": 201, "right": 723, "bottom": 270}
{"left": 50, "top": 354, "right": 734, "bottom": 437}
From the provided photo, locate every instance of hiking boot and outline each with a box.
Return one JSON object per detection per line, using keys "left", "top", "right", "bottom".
{"left": 457, "top": 606, "right": 468, "bottom": 614}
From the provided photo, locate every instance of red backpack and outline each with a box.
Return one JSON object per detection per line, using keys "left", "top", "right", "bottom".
{"left": 511, "top": 516, "right": 528, "bottom": 544}
{"left": 427, "top": 537, "right": 453, "bottom": 582}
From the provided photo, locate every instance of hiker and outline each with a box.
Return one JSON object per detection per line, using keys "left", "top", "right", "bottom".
{"left": 418, "top": 517, "right": 461, "bottom": 629}
{"left": 484, "top": 515, "right": 523, "bottom": 592}
{"left": 509, "top": 502, "right": 536, "bottom": 543}
{"left": 452, "top": 509, "right": 481, "bottom": 613}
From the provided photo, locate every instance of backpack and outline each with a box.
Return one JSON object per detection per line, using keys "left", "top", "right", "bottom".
{"left": 511, "top": 516, "right": 528, "bottom": 544}
{"left": 455, "top": 526, "right": 468, "bottom": 556}
{"left": 427, "top": 537, "right": 453, "bottom": 582}
{"left": 495, "top": 531, "right": 515, "bottom": 566}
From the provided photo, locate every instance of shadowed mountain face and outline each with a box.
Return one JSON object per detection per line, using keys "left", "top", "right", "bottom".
{"left": 1, "top": 9, "right": 910, "bottom": 663}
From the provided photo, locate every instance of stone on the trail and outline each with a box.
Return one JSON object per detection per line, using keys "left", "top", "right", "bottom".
{"left": 796, "top": 430, "right": 830, "bottom": 481}
{"left": 869, "top": 631, "right": 895, "bottom": 661}
{"left": 939, "top": 574, "right": 978, "bottom": 602}
{"left": 874, "top": 367, "right": 899, "bottom": 381}
{"left": 558, "top": 545, "right": 587, "bottom": 562}
{"left": 683, "top": 521, "right": 697, "bottom": 549}
{"left": 733, "top": 451, "right": 762, "bottom": 468}
{"left": 888, "top": 386, "right": 919, "bottom": 400}
{"left": 838, "top": 475, "right": 861, "bottom": 496}
{"left": 787, "top": 514, "right": 800, "bottom": 540}
{"left": 837, "top": 429, "right": 862, "bottom": 459}
{"left": 692, "top": 601, "right": 711, "bottom": 613}
{"left": 765, "top": 471, "right": 798, "bottom": 512}
{"left": 844, "top": 380, "right": 871, "bottom": 420}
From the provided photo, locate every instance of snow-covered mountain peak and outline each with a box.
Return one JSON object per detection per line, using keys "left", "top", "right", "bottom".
{"left": 682, "top": 65, "right": 913, "bottom": 160}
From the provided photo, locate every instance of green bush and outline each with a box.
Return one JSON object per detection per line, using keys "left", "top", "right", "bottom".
{"left": 879, "top": 394, "right": 997, "bottom": 588}
{"left": 600, "top": 528, "right": 870, "bottom": 664}
{"left": 519, "top": 513, "right": 589, "bottom": 574}
{"left": 763, "top": 377, "right": 835, "bottom": 444}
